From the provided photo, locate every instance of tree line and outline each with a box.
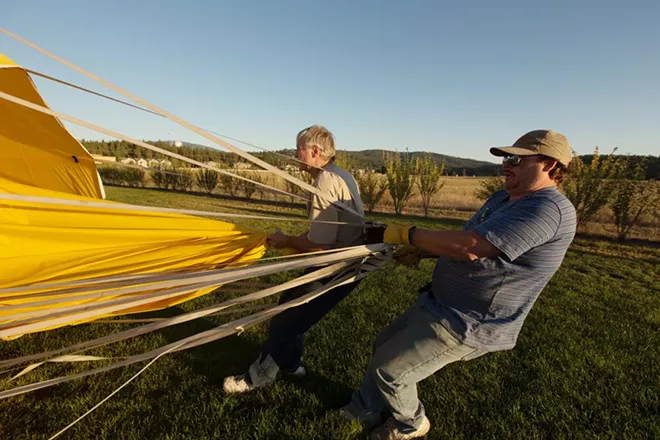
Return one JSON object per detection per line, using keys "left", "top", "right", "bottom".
{"left": 97, "top": 164, "right": 276, "bottom": 201}
{"left": 337, "top": 151, "right": 446, "bottom": 217}
{"left": 89, "top": 139, "right": 658, "bottom": 240}
{"left": 348, "top": 147, "right": 659, "bottom": 240}
{"left": 83, "top": 139, "right": 659, "bottom": 179}
{"left": 473, "top": 148, "right": 660, "bottom": 240}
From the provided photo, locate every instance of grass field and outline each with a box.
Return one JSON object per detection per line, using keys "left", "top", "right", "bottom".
{"left": 1, "top": 187, "right": 659, "bottom": 439}
{"left": 114, "top": 167, "right": 660, "bottom": 241}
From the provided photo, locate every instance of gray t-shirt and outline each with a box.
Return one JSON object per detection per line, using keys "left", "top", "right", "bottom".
{"left": 428, "top": 187, "right": 576, "bottom": 351}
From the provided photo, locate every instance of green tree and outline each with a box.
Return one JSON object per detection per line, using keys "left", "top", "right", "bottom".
{"left": 610, "top": 158, "right": 660, "bottom": 240}
{"left": 415, "top": 154, "right": 446, "bottom": 217}
{"left": 150, "top": 167, "right": 166, "bottom": 189}
{"left": 562, "top": 147, "right": 626, "bottom": 227}
{"left": 122, "top": 168, "right": 145, "bottom": 187}
{"left": 335, "top": 151, "right": 356, "bottom": 171}
{"left": 284, "top": 177, "right": 302, "bottom": 203}
{"left": 115, "top": 142, "right": 128, "bottom": 159}
{"left": 251, "top": 171, "right": 270, "bottom": 200}
{"left": 238, "top": 171, "right": 265, "bottom": 200}
{"left": 474, "top": 177, "right": 505, "bottom": 201}
{"left": 98, "top": 165, "right": 122, "bottom": 186}
{"left": 356, "top": 170, "right": 387, "bottom": 213}
{"left": 178, "top": 167, "right": 196, "bottom": 192}
{"left": 283, "top": 170, "right": 312, "bottom": 203}
{"left": 385, "top": 151, "right": 415, "bottom": 215}
{"left": 196, "top": 169, "right": 219, "bottom": 194}
{"left": 219, "top": 172, "right": 238, "bottom": 197}
{"left": 163, "top": 167, "right": 180, "bottom": 190}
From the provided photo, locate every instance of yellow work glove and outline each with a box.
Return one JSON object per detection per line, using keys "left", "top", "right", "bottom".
{"left": 393, "top": 245, "right": 423, "bottom": 268}
{"left": 277, "top": 247, "right": 301, "bottom": 256}
{"left": 383, "top": 224, "right": 415, "bottom": 245}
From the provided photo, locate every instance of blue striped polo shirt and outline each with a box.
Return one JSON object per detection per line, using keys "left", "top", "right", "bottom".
{"left": 428, "top": 187, "right": 576, "bottom": 351}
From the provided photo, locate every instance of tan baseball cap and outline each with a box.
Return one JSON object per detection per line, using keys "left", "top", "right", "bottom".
{"left": 490, "top": 129, "right": 572, "bottom": 166}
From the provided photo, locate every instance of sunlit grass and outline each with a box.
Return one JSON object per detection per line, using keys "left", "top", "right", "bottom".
{"left": 1, "top": 187, "right": 658, "bottom": 439}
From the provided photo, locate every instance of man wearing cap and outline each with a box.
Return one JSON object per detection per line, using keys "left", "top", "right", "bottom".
{"left": 341, "top": 130, "right": 577, "bottom": 439}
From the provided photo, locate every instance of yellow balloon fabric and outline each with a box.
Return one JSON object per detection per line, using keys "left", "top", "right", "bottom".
{"left": 0, "top": 54, "right": 104, "bottom": 199}
{"left": 0, "top": 178, "right": 268, "bottom": 339}
{"left": 0, "top": 54, "right": 268, "bottom": 339}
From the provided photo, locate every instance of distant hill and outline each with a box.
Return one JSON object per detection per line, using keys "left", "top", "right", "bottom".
{"left": 342, "top": 149, "right": 500, "bottom": 176}
{"left": 272, "top": 149, "right": 660, "bottom": 179}
{"left": 180, "top": 141, "right": 218, "bottom": 151}
{"left": 272, "top": 149, "right": 500, "bottom": 176}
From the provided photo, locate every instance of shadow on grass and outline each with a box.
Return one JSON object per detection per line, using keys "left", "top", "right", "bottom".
{"left": 573, "top": 233, "right": 660, "bottom": 249}
{"left": 214, "top": 205, "right": 307, "bottom": 220}
{"left": 568, "top": 246, "right": 659, "bottom": 265}
{"left": 107, "top": 184, "right": 471, "bottom": 228}
{"left": 109, "top": 185, "right": 660, "bottom": 245}
{"left": 153, "top": 306, "right": 356, "bottom": 411}
{"left": 107, "top": 184, "right": 309, "bottom": 211}
{"left": 280, "top": 370, "right": 355, "bottom": 410}
{"left": 149, "top": 306, "right": 258, "bottom": 383}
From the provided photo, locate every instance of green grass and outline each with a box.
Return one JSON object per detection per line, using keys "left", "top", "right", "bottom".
{"left": 1, "top": 186, "right": 658, "bottom": 439}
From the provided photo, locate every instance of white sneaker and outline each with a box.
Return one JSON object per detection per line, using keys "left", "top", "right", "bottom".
{"left": 283, "top": 365, "right": 307, "bottom": 378}
{"left": 370, "top": 416, "right": 431, "bottom": 440}
{"left": 223, "top": 362, "right": 305, "bottom": 394}
{"left": 339, "top": 405, "right": 360, "bottom": 421}
{"left": 223, "top": 373, "right": 256, "bottom": 394}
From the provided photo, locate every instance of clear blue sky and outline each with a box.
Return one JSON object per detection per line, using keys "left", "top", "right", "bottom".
{"left": 3, "top": 0, "right": 659, "bottom": 162}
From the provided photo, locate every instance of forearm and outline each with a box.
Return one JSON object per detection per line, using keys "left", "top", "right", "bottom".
{"left": 410, "top": 229, "right": 498, "bottom": 261}
{"left": 282, "top": 234, "right": 332, "bottom": 252}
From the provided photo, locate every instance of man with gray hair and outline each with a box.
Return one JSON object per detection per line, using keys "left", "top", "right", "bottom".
{"left": 224, "top": 125, "right": 366, "bottom": 393}
{"left": 342, "top": 129, "right": 577, "bottom": 439}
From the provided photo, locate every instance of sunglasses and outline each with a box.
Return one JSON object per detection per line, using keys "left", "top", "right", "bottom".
{"left": 502, "top": 155, "right": 543, "bottom": 167}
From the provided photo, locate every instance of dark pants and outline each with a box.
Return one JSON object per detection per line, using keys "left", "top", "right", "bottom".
{"left": 259, "top": 267, "right": 362, "bottom": 372}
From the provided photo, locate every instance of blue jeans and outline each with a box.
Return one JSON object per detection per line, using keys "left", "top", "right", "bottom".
{"left": 249, "top": 268, "right": 362, "bottom": 386}
{"left": 347, "top": 292, "right": 487, "bottom": 432}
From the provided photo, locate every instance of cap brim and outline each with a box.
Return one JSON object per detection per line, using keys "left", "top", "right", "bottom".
{"left": 489, "top": 146, "right": 539, "bottom": 157}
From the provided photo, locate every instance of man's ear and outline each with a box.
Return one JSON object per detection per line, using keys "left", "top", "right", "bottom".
{"left": 543, "top": 158, "right": 558, "bottom": 173}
